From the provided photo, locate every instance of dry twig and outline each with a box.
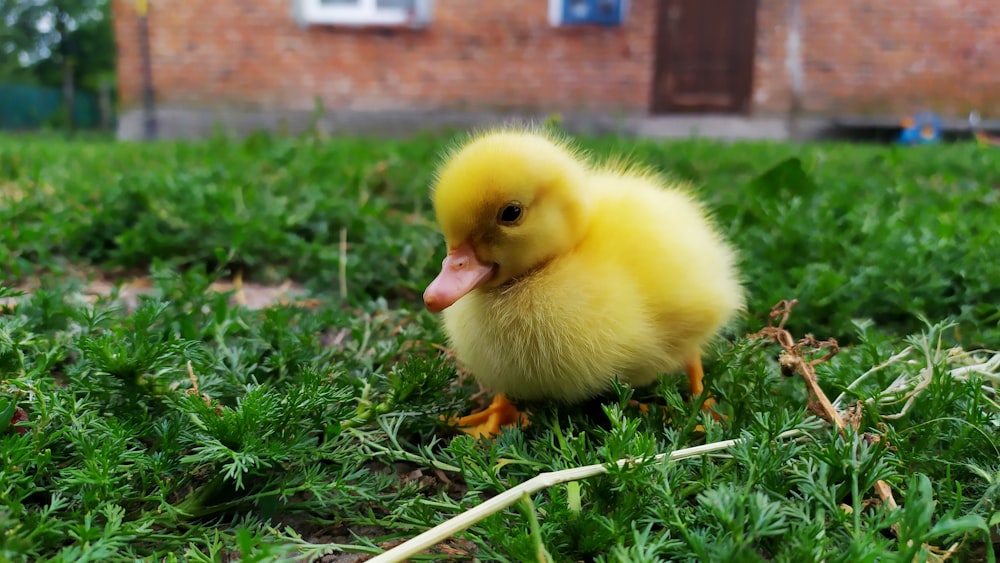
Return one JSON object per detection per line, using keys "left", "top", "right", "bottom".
{"left": 232, "top": 268, "right": 247, "bottom": 306}
{"left": 339, "top": 228, "right": 348, "bottom": 300}
{"left": 185, "top": 360, "right": 215, "bottom": 411}
{"left": 751, "top": 299, "right": 845, "bottom": 432}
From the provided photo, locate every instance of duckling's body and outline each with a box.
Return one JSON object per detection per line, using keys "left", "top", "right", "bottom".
{"left": 424, "top": 129, "right": 744, "bottom": 435}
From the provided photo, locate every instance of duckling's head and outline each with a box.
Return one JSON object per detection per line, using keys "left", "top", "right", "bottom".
{"left": 423, "top": 129, "right": 589, "bottom": 313}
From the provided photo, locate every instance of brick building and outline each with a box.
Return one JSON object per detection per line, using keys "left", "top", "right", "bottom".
{"left": 111, "top": 0, "right": 1000, "bottom": 138}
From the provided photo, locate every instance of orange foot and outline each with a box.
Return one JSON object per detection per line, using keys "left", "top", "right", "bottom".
{"left": 687, "top": 353, "right": 723, "bottom": 421}
{"left": 627, "top": 399, "right": 709, "bottom": 431}
{"left": 626, "top": 399, "right": 681, "bottom": 427}
{"left": 627, "top": 354, "right": 724, "bottom": 431}
{"left": 447, "top": 394, "right": 529, "bottom": 438}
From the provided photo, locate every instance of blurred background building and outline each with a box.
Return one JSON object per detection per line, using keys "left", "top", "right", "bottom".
{"left": 3, "top": 1, "right": 998, "bottom": 139}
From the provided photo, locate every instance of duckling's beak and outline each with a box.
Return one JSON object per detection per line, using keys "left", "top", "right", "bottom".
{"left": 424, "top": 242, "right": 495, "bottom": 313}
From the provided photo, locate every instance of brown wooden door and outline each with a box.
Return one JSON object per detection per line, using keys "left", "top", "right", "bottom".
{"left": 652, "top": 0, "right": 758, "bottom": 114}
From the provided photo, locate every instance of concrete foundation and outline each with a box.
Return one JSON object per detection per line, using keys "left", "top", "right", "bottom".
{"left": 116, "top": 107, "right": 842, "bottom": 142}
{"left": 117, "top": 106, "right": 1000, "bottom": 143}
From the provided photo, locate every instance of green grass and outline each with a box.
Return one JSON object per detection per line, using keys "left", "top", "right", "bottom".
{"left": 1, "top": 128, "right": 998, "bottom": 562}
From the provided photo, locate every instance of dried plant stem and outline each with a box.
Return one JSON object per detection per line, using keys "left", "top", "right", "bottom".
{"left": 752, "top": 299, "right": 844, "bottom": 432}
{"left": 835, "top": 332, "right": 1000, "bottom": 419}
{"left": 366, "top": 430, "right": 803, "bottom": 563}
{"left": 186, "top": 361, "right": 199, "bottom": 395}
{"left": 874, "top": 479, "right": 902, "bottom": 536}
{"left": 950, "top": 351, "right": 1000, "bottom": 385}
{"left": 832, "top": 346, "right": 914, "bottom": 410}
{"left": 788, "top": 348, "right": 845, "bottom": 432}
{"left": 873, "top": 479, "right": 898, "bottom": 511}
{"left": 233, "top": 267, "right": 247, "bottom": 306}
{"left": 339, "top": 228, "right": 348, "bottom": 300}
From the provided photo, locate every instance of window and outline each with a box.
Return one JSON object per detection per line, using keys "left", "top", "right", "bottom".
{"left": 548, "top": 0, "right": 628, "bottom": 26}
{"left": 293, "top": 0, "right": 433, "bottom": 27}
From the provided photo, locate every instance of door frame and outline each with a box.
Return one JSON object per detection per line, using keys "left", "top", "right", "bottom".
{"left": 650, "top": 0, "right": 759, "bottom": 114}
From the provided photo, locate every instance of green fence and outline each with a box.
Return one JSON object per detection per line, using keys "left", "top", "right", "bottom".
{"left": 0, "top": 83, "right": 106, "bottom": 130}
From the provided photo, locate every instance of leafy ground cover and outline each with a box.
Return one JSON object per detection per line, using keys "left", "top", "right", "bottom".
{"left": 0, "top": 128, "right": 998, "bottom": 562}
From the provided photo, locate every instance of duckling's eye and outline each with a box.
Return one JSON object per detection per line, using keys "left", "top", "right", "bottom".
{"left": 497, "top": 203, "right": 523, "bottom": 226}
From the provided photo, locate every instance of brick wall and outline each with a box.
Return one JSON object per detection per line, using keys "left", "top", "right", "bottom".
{"left": 113, "top": 0, "right": 657, "bottom": 114}
{"left": 755, "top": 0, "right": 1000, "bottom": 116}
{"left": 113, "top": 0, "right": 1000, "bottom": 118}
{"left": 753, "top": 0, "right": 791, "bottom": 114}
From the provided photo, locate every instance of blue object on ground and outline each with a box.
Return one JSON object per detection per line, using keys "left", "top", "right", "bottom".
{"left": 897, "top": 112, "right": 942, "bottom": 145}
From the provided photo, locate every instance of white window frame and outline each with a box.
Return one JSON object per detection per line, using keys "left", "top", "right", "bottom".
{"left": 293, "top": 0, "right": 433, "bottom": 27}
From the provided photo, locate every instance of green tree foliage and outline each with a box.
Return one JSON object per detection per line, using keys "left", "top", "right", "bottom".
{"left": 28, "top": 3, "right": 116, "bottom": 93}
{"left": 0, "top": 0, "right": 116, "bottom": 128}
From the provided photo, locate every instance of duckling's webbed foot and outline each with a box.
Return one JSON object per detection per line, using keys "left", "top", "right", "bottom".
{"left": 448, "top": 394, "right": 530, "bottom": 438}
{"left": 687, "top": 354, "right": 723, "bottom": 421}
{"left": 627, "top": 398, "right": 672, "bottom": 422}
{"left": 625, "top": 354, "right": 722, "bottom": 429}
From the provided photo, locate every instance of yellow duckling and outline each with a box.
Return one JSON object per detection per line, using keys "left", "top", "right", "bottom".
{"left": 423, "top": 128, "right": 744, "bottom": 438}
